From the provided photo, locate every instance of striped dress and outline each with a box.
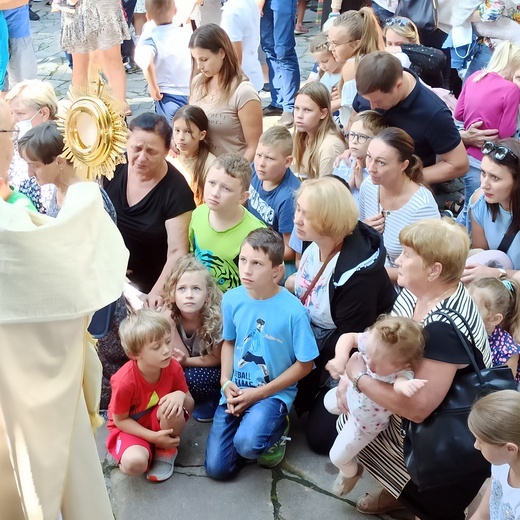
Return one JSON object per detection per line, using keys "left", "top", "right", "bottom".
{"left": 340, "top": 283, "right": 491, "bottom": 497}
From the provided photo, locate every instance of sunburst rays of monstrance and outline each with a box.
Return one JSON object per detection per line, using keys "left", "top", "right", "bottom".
{"left": 57, "top": 75, "right": 127, "bottom": 181}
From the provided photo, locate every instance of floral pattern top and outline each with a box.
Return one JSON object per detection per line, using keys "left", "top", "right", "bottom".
{"left": 478, "top": 0, "right": 520, "bottom": 24}
{"left": 489, "top": 325, "right": 520, "bottom": 383}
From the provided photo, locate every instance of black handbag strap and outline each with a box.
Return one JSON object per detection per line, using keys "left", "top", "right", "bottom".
{"left": 431, "top": 309, "right": 487, "bottom": 387}
{"left": 498, "top": 232, "right": 515, "bottom": 254}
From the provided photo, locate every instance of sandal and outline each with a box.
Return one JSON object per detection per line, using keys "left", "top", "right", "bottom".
{"left": 445, "top": 198, "right": 464, "bottom": 218}
{"left": 356, "top": 487, "right": 406, "bottom": 515}
{"left": 124, "top": 103, "right": 133, "bottom": 117}
{"left": 332, "top": 463, "right": 364, "bottom": 497}
{"left": 294, "top": 24, "right": 309, "bottom": 35}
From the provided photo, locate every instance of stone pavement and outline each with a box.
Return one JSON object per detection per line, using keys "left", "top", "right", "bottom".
{"left": 30, "top": 0, "right": 320, "bottom": 117}
{"left": 30, "top": 4, "right": 405, "bottom": 520}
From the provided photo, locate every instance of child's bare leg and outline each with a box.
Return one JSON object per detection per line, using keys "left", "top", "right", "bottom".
{"left": 119, "top": 445, "right": 149, "bottom": 476}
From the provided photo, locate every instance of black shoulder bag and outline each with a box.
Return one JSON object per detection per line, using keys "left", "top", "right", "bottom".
{"left": 394, "top": 0, "right": 439, "bottom": 33}
{"left": 403, "top": 309, "right": 516, "bottom": 491}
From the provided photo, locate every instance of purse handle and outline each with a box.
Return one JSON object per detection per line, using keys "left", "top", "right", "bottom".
{"left": 299, "top": 243, "right": 342, "bottom": 304}
{"left": 431, "top": 309, "right": 487, "bottom": 388}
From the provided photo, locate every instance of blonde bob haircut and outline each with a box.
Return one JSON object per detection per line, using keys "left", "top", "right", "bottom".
{"left": 399, "top": 218, "right": 470, "bottom": 284}
{"left": 119, "top": 308, "right": 171, "bottom": 358}
{"left": 5, "top": 79, "right": 58, "bottom": 120}
{"left": 468, "top": 390, "right": 520, "bottom": 447}
{"left": 295, "top": 176, "right": 358, "bottom": 240}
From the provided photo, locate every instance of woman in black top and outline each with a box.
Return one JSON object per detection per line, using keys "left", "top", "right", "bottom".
{"left": 104, "top": 113, "right": 196, "bottom": 307}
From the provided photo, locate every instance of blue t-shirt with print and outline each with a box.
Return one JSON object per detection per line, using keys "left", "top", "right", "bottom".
{"left": 247, "top": 166, "right": 301, "bottom": 235}
{"left": 221, "top": 286, "right": 318, "bottom": 409}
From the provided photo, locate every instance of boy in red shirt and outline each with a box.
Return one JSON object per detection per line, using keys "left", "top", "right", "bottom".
{"left": 106, "top": 309, "right": 194, "bottom": 482}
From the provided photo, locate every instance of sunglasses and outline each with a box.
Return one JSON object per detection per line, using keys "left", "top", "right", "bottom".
{"left": 385, "top": 17, "right": 413, "bottom": 28}
{"left": 481, "top": 141, "right": 518, "bottom": 162}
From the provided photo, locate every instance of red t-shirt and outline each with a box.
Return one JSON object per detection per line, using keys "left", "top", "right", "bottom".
{"left": 107, "top": 359, "right": 188, "bottom": 430}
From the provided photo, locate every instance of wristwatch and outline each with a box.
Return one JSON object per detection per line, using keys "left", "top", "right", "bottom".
{"left": 352, "top": 370, "right": 369, "bottom": 393}
{"left": 497, "top": 268, "right": 508, "bottom": 280}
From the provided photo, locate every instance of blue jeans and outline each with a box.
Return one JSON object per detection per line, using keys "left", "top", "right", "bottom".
{"left": 260, "top": 0, "right": 300, "bottom": 112}
{"left": 464, "top": 43, "right": 493, "bottom": 82}
{"left": 155, "top": 94, "right": 189, "bottom": 127}
{"left": 457, "top": 159, "right": 481, "bottom": 231}
{"left": 205, "top": 397, "right": 287, "bottom": 480}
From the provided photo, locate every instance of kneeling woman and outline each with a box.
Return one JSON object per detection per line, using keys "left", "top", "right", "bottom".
{"left": 287, "top": 176, "right": 395, "bottom": 451}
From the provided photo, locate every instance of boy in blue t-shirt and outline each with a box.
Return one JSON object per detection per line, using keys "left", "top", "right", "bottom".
{"left": 247, "top": 126, "right": 300, "bottom": 265}
{"left": 205, "top": 228, "right": 318, "bottom": 479}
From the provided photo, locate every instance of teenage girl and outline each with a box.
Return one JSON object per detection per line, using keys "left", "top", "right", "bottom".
{"left": 468, "top": 390, "right": 520, "bottom": 519}
{"left": 293, "top": 81, "right": 346, "bottom": 179}
{"left": 162, "top": 255, "right": 223, "bottom": 422}
{"left": 468, "top": 277, "right": 520, "bottom": 384}
{"left": 171, "top": 105, "right": 216, "bottom": 206}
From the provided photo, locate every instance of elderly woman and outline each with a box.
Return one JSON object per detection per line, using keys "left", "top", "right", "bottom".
{"left": 463, "top": 139, "right": 520, "bottom": 283}
{"left": 359, "top": 127, "right": 439, "bottom": 283}
{"left": 5, "top": 79, "right": 59, "bottom": 212}
{"left": 104, "top": 112, "right": 196, "bottom": 307}
{"left": 189, "top": 23, "right": 262, "bottom": 161}
{"left": 333, "top": 218, "right": 491, "bottom": 518}
{"left": 287, "top": 176, "right": 395, "bottom": 450}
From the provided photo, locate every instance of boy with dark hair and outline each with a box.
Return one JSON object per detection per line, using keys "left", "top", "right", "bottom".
{"left": 205, "top": 228, "right": 318, "bottom": 479}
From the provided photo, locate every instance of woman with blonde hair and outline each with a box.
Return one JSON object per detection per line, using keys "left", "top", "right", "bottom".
{"left": 189, "top": 23, "right": 263, "bottom": 161}
{"left": 5, "top": 79, "right": 59, "bottom": 212}
{"left": 287, "top": 175, "right": 395, "bottom": 448}
{"left": 293, "top": 81, "right": 345, "bottom": 178}
{"left": 330, "top": 218, "right": 492, "bottom": 517}
{"left": 383, "top": 17, "right": 446, "bottom": 88}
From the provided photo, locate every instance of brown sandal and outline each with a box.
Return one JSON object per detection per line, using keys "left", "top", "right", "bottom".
{"left": 356, "top": 487, "right": 406, "bottom": 515}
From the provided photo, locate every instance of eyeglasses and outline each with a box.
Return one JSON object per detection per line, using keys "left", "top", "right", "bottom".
{"left": 327, "top": 38, "right": 357, "bottom": 49}
{"left": 482, "top": 141, "right": 518, "bottom": 162}
{"left": 385, "top": 17, "right": 413, "bottom": 28}
{"left": 0, "top": 127, "right": 20, "bottom": 142}
{"left": 347, "top": 131, "right": 372, "bottom": 144}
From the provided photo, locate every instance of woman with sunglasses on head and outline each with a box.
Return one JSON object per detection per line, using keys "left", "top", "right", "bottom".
{"left": 455, "top": 41, "right": 520, "bottom": 228}
{"left": 358, "top": 127, "right": 440, "bottom": 284}
{"left": 463, "top": 139, "right": 520, "bottom": 284}
{"left": 383, "top": 17, "right": 446, "bottom": 88}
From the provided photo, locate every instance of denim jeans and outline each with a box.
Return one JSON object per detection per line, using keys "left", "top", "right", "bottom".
{"left": 464, "top": 43, "right": 493, "bottom": 82}
{"left": 456, "top": 157, "right": 481, "bottom": 231}
{"left": 155, "top": 94, "right": 189, "bottom": 127}
{"left": 205, "top": 397, "right": 287, "bottom": 480}
{"left": 260, "top": 0, "right": 300, "bottom": 112}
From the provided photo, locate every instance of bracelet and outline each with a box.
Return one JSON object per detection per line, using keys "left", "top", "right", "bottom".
{"left": 352, "top": 370, "right": 369, "bottom": 393}
{"left": 221, "top": 380, "right": 232, "bottom": 392}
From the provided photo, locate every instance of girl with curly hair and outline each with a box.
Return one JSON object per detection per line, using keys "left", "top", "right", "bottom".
{"left": 162, "top": 255, "right": 223, "bottom": 422}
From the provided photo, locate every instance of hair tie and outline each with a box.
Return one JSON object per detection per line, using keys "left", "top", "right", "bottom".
{"left": 502, "top": 279, "right": 515, "bottom": 294}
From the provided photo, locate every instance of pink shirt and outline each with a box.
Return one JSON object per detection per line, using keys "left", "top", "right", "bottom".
{"left": 455, "top": 71, "right": 520, "bottom": 160}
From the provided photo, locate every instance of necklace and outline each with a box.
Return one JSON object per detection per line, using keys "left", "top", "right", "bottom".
{"left": 414, "top": 286, "right": 456, "bottom": 320}
{"left": 206, "top": 82, "right": 221, "bottom": 101}
{"left": 378, "top": 177, "right": 409, "bottom": 217}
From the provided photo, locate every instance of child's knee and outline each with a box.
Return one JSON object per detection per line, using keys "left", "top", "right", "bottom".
{"left": 233, "top": 430, "right": 266, "bottom": 459}
{"left": 119, "top": 446, "right": 149, "bottom": 476}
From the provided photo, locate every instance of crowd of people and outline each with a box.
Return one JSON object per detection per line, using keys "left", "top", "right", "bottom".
{"left": 1, "top": 0, "right": 520, "bottom": 518}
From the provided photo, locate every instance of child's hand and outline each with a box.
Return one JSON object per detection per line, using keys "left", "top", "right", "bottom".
{"left": 336, "top": 375, "right": 350, "bottom": 415}
{"left": 326, "top": 357, "right": 346, "bottom": 380}
{"left": 153, "top": 429, "right": 180, "bottom": 449}
{"left": 395, "top": 378, "right": 428, "bottom": 397}
{"left": 158, "top": 392, "right": 185, "bottom": 419}
{"left": 351, "top": 158, "right": 364, "bottom": 189}
{"left": 149, "top": 84, "right": 163, "bottom": 101}
{"left": 334, "top": 149, "right": 352, "bottom": 168}
{"left": 223, "top": 381, "right": 242, "bottom": 415}
{"left": 331, "top": 86, "right": 340, "bottom": 101}
{"left": 172, "top": 348, "right": 187, "bottom": 366}
{"left": 364, "top": 213, "right": 385, "bottom": 235}
{"left": 226, "top": 387, "right": 260, "bottom": 416}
